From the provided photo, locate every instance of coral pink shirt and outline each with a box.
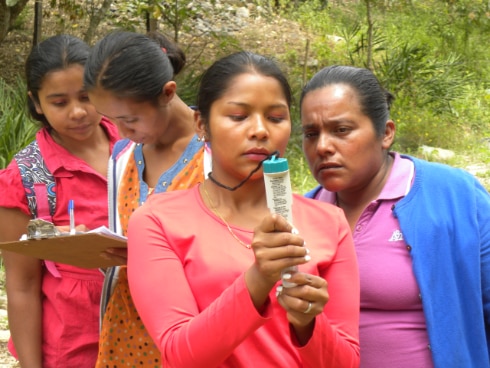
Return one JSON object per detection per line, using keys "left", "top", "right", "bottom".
{"left": 127, "top": 185, "right": 360, "bottom": 368}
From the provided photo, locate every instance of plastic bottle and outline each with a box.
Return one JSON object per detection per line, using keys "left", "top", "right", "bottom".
{"left": 263, "top": 155, "right": 297, "bottom": 287}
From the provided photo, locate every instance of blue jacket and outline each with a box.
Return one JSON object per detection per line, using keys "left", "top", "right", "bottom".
{"left": 306, "top": 155, "right": 490, "bottom": 367}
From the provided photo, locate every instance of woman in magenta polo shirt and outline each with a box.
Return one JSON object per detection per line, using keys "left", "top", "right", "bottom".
{"left": 302, "top": 65, "right": 490, "bottom": 367}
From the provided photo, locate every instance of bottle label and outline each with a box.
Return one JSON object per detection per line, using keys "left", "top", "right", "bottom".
{"left": 265, "top": 176, "right": 292, "bottom": 222}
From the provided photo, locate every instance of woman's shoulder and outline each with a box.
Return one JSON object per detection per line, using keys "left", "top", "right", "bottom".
{"left": 398, "top": 155, "right": 490, "bottom": 215}
{"left": 112, "top": 138, "right": 135, "bottom": 160}
{"left": 406, "top": 154, "right": 484, "bottom": 188}
{"left": 145, "top": 186, "right": 198, "bottom": 209}
{"left": 294, "top": 192, "right": 337, "bottom": 208}
{"left": 100, "top": 117, "right": 121, "bottom": 142}
{"left": 293, "top": 193, "right": 344, "bottom": 222}
{"left": 291, "top": 194, "right": 350, "bottom": 251}
{"left": 131, "top": 187, "right": 199, "bottom": 224}
{"left": 0, "top": 158, "right": 29, "bottom": 212}
{"left": 0, "top": 160, "right": 22, "bottom": 185}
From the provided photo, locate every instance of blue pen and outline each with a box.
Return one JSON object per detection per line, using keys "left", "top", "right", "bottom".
{"left": 68, "top": 200, "right": 76, "bottom": 235}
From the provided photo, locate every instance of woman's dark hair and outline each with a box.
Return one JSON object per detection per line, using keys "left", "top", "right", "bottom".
{"left": 84, "top": 31, "right": 177, "bottom": 105}
{"left": 25, "top": 34, "right": 90, "bottom": 128}
{"left": 196, "top": 51, "right": 292, "bottom": 131}
{"left": 146, "top": 31, "right": 186, "bottom": 77}
{"left": 300, "top": 65, "right": 394, "bottom": 136}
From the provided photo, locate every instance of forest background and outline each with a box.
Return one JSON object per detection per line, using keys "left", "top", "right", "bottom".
{"left": 0, "top": 0, "right": 489, "bottom": 365}
{"left": 1, "top": 0, "right": 490, "bottom": 192}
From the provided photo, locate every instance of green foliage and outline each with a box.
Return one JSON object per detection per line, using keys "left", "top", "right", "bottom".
{"left": 0, "top": 78, "right": 39, "bottom": 169}
{"left": 391, "top": 107, "right": 460, "bottom": 151}
{"left": 49, "top": 0, "right": 85, "bottom": 18}
{"left": 377, "top": 43, "right": 471, "bottom": 114}
{"left": 155, "top": 0, "right": 205, "bottom": 42}
{"left": 285, "top": 99, "right": 319, "bottom": 194}
{"left": 8, "top": 1, "right": 29, "bottom": 30}
{"left": 2, "top": 0, "right": 490, "bottom": 190}
{"left": 0, "top": 0, "right": 29, "bottom": 43}
{"left": 287, "top": 141, "right": 318, "bottom": 194}
{"left": 175, "top": 69, "right": 202, "bottom": 107}
{"left": 450, "top": 85, "right": 490, "bottom": 133}
{"left": 47, "top": 0, "right": 86, "bottom": 30}
{"left": 292, "top": 1, "right": 331, "bottom": 33}
{"left": 105, "top": 1, "right": 143, "bottom": 31}
{"left": 292, "top": 1, "right": 488, "bottom": 152}
{"left": 113, "top": 0, "right": 196, "bottom": 38}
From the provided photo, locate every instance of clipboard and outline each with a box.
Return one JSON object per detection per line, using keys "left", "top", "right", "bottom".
{"left": 0, "top": 232, "right": 127, "bottom": 269}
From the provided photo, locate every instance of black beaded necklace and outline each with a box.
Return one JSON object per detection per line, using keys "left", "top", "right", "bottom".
{"left": 208, "top": 150, "right": 279, "bottom": 191}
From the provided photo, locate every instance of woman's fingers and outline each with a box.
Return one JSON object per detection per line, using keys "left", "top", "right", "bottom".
{"left": 276, "top": 273, "right": 329, "bottom": 324}
{"left": 100, "top": 247, "right": 128, "bottom": 264}
{"left": 251, "top": 235, "right": 309, "bottom": 282}
{"left": 57, "top": 224, "right": 88, "bottom": 233}
{"left": 251, "top": 214, "right": 305, "bottom": 254}
{"left": 256, "top": 212, "right": 293, "bottom": 234}
{"left": 249, "top": 213, "right": 310, "bottom": 287}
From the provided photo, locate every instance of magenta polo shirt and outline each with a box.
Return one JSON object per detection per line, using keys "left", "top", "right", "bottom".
{"left": 315, "top": 152, "right": 433, "bottom": 368}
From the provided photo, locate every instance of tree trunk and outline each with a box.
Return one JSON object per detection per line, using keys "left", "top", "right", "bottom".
{"left": 146, "top": 12, "right": 157, "bottom": 33}
{"left": 0, "top": 0, "right": 30, "bottom": 44}
{"left": 84, "top": 0, "right": 113, "bottom": 44}
{"left": 365, "top": 0, "right": 373, "bottom": 70}
{"left": 302, "top": 39, "right": 309, "bottom": 87}
{"left": 146, "top": 0, "right": 158, "bottom": 33}
{"left": 172, "top": 0, "right": 179, "bottom": 44}
{"left": 33, "top": 0, "right": 42, "bottom": 46}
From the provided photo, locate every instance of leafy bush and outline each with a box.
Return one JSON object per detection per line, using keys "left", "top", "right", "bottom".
{"left": 286, "top": 131, "right": 318, "bottom": 194}
{"left": 450, "top": 84, "right": 490, "bottom": 134}
{"left": 2, "top": 0, "right": 489, "bottom": 191}
{"left": 0, "top": 78, "right": 39, "bottom": 169}
{"left": 377, "top": 43, "right": 471, "bottom": 115}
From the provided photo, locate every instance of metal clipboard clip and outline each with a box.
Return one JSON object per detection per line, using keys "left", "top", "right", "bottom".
{"left": 20, "top": 219, "right": 61, "bottom": 240}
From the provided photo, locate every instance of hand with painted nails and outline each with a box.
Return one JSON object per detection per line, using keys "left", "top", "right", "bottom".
{"left": 244, "top": 213, "right": 309, "bottom": 310}
{"left": 276, "top": 272, "right": 329, "bottom": 330}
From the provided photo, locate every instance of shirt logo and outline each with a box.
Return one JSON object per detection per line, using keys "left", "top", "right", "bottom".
{"left": 389, "top": 229, "right": 404, "bottom": 242}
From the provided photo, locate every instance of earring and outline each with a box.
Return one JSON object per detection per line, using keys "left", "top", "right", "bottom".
{"left": 198, "top": 136, "right": 204, "bottom": 142}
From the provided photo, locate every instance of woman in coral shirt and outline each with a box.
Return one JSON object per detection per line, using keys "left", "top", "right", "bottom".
{"left": 127, "top": 51, "right": 360, "bottom": 368}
